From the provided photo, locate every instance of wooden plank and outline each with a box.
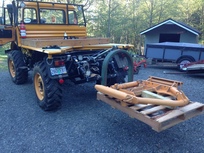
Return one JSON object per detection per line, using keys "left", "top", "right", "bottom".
{"left": 130, "top": 104, "right": 153, "bottom": 111}
{"left": 141, "top": 105, "right": 167, "bottom": 115}
{"left": 156, "top": 110, "right": 184, "bottom": 123}
{"left": 21, "top": 37, "right": 110, "bottom": 48}
{"left": 179, "top": 102, "right": 204, "bottom": 112}
{"left": 157, "top": 117, "right": 184, "bottom": 131}
{"left": 26, "top": 31, "right": 85, "bottom": 34}
{"left": 25, "top": 33, "right": 86, "bottom": 38}
{"left": 156, "top": 102, "right": 204, "bottom": 123}
{"left": 159, "top": 106, "right": 204, "bottom": 131}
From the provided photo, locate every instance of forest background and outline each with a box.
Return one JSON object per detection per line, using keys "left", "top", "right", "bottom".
{"left": 1, "top": 0, "right": 204, "bottom": 52}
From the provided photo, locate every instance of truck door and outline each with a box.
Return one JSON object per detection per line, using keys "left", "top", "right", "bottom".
{"left": 0, "top": 5, "right": 15, "bottom": 46}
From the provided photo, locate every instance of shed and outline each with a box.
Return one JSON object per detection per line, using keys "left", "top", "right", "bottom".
{"left": 140, "top": 18, "right": 201, "bottom": 50}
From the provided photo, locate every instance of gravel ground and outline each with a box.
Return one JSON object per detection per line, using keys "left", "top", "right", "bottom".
{"left": 0, "top": 66, "right": 204, "bottom": 153}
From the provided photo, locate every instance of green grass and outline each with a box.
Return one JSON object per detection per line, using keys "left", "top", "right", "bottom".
{"left": 0, "top": 46, "right": 8, "bottom": 71}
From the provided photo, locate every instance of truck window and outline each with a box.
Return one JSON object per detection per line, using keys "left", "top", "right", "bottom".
{"left": 0, "top": 8, "right": 13, "bottom": 25}
{"left": 68, "top": 11, "right": 77, "bottom": 24}
{"left": 5, "top": 9, "right": 12, "bottom": 25}
{"left": 40, "top": 9, "right": 65, "bottom": 24}
{"left": 0, "top": 7, "right": 3, "bottom": 24}
{"left": 23, "top": 8, "right": 37, "bottom": 24}
{"left": 68, "top": 6, "right": 85, "bottom": 26}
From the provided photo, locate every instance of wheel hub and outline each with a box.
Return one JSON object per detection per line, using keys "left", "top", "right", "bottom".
{"left": 34, "top": 73, "right": 45, "bottom": 101}
{"left": 9, "top": 60, "right": 16, "bottom": 78}
{"left": 180, "top": 60, "right": 190, "bottom": 70}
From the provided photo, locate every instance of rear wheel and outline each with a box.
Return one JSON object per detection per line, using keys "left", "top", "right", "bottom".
{"left": 33, "top": 61, "right": 62, "bottom": 111}
{"left": 177, "top": 56, "right": 195, "bottom": 71}
{"left": 7, "top": 50, "right": 28, "bottom": 84}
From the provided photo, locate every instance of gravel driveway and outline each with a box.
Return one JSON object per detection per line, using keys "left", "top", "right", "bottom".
{"left": 0, "top": 66, "right": 204, "bottom": 152}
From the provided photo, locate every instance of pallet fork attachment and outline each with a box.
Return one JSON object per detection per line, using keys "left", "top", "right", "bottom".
{"left": 95, "top": 76, "right": 204, "bottom": 132}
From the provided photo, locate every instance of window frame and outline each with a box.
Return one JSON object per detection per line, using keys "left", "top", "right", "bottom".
{"left": 39, "top": 8, "right": 66, "bottom": 25}
{"left": 22, "top": 7, "right": 37, "bottom": 24}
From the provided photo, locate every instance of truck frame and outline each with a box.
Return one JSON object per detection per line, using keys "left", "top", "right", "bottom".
{"left": 0, "top": 0, "right": 134, "bottom": 111}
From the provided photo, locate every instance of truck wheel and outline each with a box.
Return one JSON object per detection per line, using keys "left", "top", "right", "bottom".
{"left": 33, "top": 61, "right": 62, "bottom": 111}
{"left": 177, "top": 56, "right": 195, "bottom": 71}
{"left": 7, "top": 50, "right": 28, "bottom": 84}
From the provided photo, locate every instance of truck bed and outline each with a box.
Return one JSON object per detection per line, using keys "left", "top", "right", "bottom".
{"left": 21, "top": 37, "right": 110, "bottom": 48}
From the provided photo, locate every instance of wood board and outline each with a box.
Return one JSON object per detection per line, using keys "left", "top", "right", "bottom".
{"left": 21, "top": 37, "right": 110, "bottom": 48}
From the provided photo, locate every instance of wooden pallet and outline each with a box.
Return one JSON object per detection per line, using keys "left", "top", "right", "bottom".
{"left": 97, "top": 92, "right": 204, "bottom": 132}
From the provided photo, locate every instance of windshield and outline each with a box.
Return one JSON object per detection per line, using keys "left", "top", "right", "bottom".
{"left": 40, "top": 9, "right": 65, "bottom": 24}
{"left": 18, "top": 3, "right": 86, "bottom": 26}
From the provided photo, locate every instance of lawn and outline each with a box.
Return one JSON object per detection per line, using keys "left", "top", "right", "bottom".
{"left": 0, "top": 46, "right": 8, "bottom": 71}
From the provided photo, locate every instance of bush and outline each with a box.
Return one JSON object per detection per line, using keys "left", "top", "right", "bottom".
{"left": 0, "top": 44, "right": 9, "bottom": 71}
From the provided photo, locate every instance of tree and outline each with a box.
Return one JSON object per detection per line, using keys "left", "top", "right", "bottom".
{"left": 90, "top": 0, "right": 204, "bottom": 45}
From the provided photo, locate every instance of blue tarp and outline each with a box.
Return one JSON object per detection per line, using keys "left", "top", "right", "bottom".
{"left": 147, "top": 42, "right": 204, "bottom": 49}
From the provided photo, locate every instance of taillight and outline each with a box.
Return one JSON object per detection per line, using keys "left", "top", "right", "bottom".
{"left": 59, "top": 78, "right": 65, "bottom": 84}
{"left": 54, "top": 60, "right": 65, "bottom": 67}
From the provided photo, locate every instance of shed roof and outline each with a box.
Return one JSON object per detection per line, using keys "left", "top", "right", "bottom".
{"left": 140, "top": 18, "right": 201, "bottom": 36}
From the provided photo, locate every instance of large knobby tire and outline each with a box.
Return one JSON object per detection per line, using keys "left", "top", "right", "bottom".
{"left": 7, "top": 50, "right": 28, "bottom": 84}
{"left": 33, "top": 61, "right": 62, "bottom": 111}
{"left": 177, "top": 56, "right": 195, "bottom": 71}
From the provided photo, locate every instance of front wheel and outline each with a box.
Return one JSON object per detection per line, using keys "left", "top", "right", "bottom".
{"left": 7, "top": 50, "right": 28, "bottom": 84}
{"left": 33, "top": 61, "right": 62, "bottom": 111}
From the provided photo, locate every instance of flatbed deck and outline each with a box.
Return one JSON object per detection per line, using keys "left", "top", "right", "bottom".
{"left": 21, "top": 37, "right": 110, "bottom": 48}
{"left": 20, "top": 37, "right": 134, "bottom": 54}
{"left": 97, "top": 92, "right": 204, "bottom": 132}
